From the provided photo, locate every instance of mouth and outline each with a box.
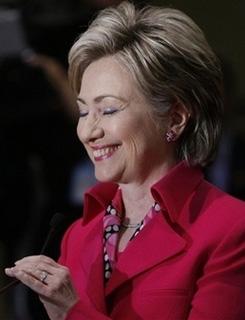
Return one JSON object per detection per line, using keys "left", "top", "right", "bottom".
{"left": 92, "top": 145, "right": 121, "bottom": 161}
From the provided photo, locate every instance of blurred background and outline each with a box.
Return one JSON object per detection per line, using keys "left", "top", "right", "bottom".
{"left": 0, "top": 0, "right": 244, "bottom": 319}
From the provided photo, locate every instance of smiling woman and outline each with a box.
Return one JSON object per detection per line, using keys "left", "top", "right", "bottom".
{"left": 5, "top": 1, "right": 245, "bottom": 320}
{"left": 76, "top": 56, "right": 172, "bottom": 185}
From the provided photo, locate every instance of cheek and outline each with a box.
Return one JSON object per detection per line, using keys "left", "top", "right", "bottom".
{"left": 76, "top": 120, "right": 83, "bottom": 143}
{"left": 124, "top": 126, "right": 163, "bottom": 164}
{"left": 76, "top": 122, "right": 92, "bottom": 157}
{"left": 116, "top": 122, "right": 147, "bottom": 157}
{"left": 123, "top": 134, "right": 147, "bottom": 161}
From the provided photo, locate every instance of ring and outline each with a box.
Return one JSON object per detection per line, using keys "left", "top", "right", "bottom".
{"left": 40, "top": 271, "right": 48, "bottom": 283}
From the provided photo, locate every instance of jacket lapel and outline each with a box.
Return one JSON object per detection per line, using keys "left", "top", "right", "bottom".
{"left": 105, "top": 212, "right": 187, "bottom": 296}
{"left": 80, "top": 213, "right": 107, "bottom": 313}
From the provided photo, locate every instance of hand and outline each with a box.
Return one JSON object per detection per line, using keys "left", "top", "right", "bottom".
{"left": 5, "top": 255, "right": 79, "bottom": 320}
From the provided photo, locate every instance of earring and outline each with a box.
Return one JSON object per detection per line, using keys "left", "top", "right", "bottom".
{"left": 165, "top": 130, "right": 177, "bottom": 142}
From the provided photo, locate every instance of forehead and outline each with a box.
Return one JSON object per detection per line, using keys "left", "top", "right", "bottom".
{"left": 79, "top": 56, "right": 137, "bottom": 102}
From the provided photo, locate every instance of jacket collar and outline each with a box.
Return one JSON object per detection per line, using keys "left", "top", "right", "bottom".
{"left": 151, "top": 161, "right": 203, "bottom": 223}
{"left": 82, "top": 161, "right": 203, "bottom": 225}
{"left": 82, "top": 182, "right": 118, "bottom": 225}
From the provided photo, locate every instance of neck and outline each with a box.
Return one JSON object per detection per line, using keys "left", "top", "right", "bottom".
{"left": 119, "top": 160, "right": 176, "bottom": 223}
{"left": 121, "top": 185, "right": 154, "bottom": 221}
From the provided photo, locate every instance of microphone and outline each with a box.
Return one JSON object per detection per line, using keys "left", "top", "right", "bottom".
{"left": 0, "top": 212, "right": 65, "bottom": 295}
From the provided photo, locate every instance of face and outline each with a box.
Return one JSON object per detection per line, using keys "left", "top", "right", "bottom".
{"left": 77, "top": 56, "right": 173, "bottom": 185}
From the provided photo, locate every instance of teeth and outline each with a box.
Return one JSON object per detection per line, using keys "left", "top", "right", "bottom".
{"left": 93, "top": 146, "right": 119, "bottom": 158}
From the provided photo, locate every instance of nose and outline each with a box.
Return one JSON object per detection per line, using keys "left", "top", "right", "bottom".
{"left": 77, "top": 113, "right": 104, "bottom": 144}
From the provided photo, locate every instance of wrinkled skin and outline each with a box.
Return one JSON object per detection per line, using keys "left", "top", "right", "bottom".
{"left": 5, "top": 255, "right": 79, "bottom": 320}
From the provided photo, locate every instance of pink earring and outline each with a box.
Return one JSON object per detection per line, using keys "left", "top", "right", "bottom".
{"left": 165, "top": 130, "right": 177, "bottom": 142}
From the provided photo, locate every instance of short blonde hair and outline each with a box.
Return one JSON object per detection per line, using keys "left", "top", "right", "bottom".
{"left": 68, "top": 1, "right": 224, "bottom": 166}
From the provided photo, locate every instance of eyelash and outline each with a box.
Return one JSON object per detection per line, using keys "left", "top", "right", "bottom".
{"left": 103, "top": 108, "right": 118, "bottom": 115}
{"left": 79, "top": 111, "right": 88, "bottom": 118}
{"left": 79, "top": 108, "right": 118, "bottom": 118}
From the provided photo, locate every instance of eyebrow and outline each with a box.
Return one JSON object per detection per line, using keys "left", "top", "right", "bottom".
{"left": 77, "top": 95, "right": 127, "bottom": 105}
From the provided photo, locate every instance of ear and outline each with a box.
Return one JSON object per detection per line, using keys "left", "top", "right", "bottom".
{"left": 167, "top": 102, "right": 190, "bottom": 138}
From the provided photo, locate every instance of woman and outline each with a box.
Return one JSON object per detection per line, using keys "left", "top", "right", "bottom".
{"left": 5, "top": 2, "right": 245, "bottom": 319}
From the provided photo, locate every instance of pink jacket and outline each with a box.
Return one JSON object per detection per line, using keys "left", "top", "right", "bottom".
{"left": 59, "top": 162, "right": 245, "bottom": 319}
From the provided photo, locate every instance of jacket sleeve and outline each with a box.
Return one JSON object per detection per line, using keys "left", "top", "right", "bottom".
{"left": 188, "top": 218, "right": 245, "bottom": 320}
{"left": 65, "top": 301, "right": 112, "bottom": 320}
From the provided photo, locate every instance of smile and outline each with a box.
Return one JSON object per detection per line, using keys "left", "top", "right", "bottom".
{"left": 92, "top": 145, "right": 120, "bottom": 161}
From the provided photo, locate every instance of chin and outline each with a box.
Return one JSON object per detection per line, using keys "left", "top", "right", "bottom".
{"left": 95, "top": 169, "right": 122, "bottom": 184}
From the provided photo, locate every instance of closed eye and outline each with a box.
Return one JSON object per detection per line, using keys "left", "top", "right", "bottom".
{"left": 79, "top": 107, "right": 119, "bottom": 118}
{"left": 79, "top": 111, "right": 89, "bottom": 118}
{"left": 103, "top": 107, "right": 118, "bottom": 115}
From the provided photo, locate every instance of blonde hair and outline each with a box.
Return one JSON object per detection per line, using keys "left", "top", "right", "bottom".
{"left": 68, "top": 1, "right": 224, "bottom": 166}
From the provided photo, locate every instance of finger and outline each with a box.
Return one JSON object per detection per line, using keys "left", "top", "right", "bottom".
{"left": 6, "top": 261, "right": 41, "bottom": 278}
{"left": 6, "top": 265, "right": 78, "bottom": 312}
{"left": 15, "top": 255, "right": 56, "bottom": 266}
{"left": 38, "top": 270, "right": 50, "bottom": 285}
{"left": 15, "top": 260, "right": 69, "bottom": 283}
{"left": 35, "top": 262, "right": 70, "bottom": 278}
{"left": 30, "top": 268, "right": 51, "bottom": 284}
{"left": 5, "top": 267, "right": 48, "bottom": 294}
{"left": 5, "top": 267, "right": 15, "bottom": 278}
{"left": 7, "top": 262, "right": 70, "bottom": 291}
{"left": 11, "top": 266, "right": 72, "bottom": 303}
{"left": 12, "top": 256, "right": 59, "bottom": 276}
